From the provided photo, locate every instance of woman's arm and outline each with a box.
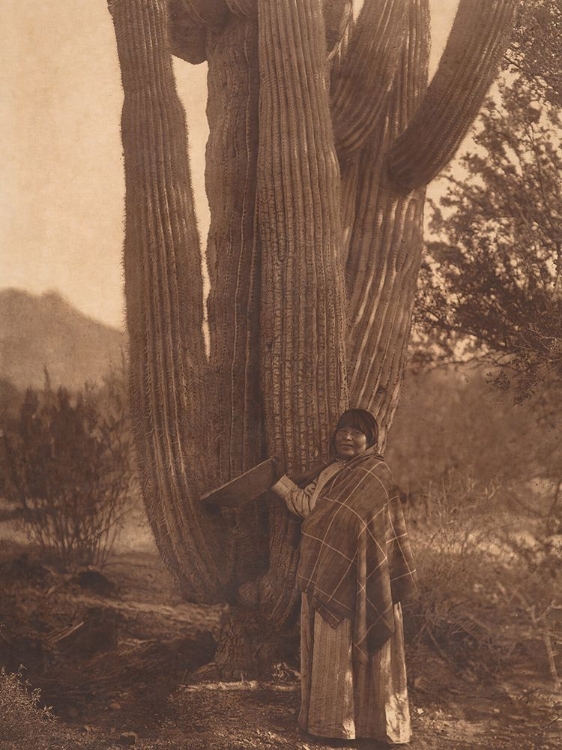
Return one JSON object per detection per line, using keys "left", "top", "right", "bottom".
{"left": 271, "top": 475, "right": 318, "bottom": 518}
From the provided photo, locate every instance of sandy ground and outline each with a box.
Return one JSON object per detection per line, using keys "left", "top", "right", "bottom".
{"left": 0, "top": 512, "right": 560, "bottom": 750}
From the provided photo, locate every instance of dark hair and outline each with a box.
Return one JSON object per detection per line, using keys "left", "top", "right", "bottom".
{"left": 332, "top": 408, "right": 379, "bottom": 450}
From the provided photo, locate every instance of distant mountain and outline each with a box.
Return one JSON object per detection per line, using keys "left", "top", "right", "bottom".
{"left": 0, "top": 289, "right": 126, "bottom": 391}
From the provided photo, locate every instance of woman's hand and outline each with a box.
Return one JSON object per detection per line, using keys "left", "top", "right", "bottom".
{"left": 271, "top": 454, "right": 287, "bottom": 481}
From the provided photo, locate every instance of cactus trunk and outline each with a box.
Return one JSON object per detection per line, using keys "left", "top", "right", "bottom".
{"left": 112, "top": 0, "right": 228, "bottom": 603}
{"left": 110, "top": 0, "right": 521, "bottom": 674}
{"left": 256, "top": 0, "right": 348, "bottom": 624}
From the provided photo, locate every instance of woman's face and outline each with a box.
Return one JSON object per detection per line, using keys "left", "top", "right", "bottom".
{"left": 334, "top": 426, "right": 368, "bottom": 460}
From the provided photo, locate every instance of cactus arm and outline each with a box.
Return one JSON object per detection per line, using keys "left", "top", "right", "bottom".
{"left": 323, "top": 0, "right": 353, "bottom": 60}
{"left": 224, "top": 0, "right": 257, "bottom": 17}
{"left": 175, "top": 0, "right": 230, "bottom": 25}
{"left": 205, "top": 16, "right": 262, "bottom": 484}
{"left": 258, "top": 0, "right": 345, "bottom": 472}
{"left": 331, "top": 0, "right": 408, "bottom": 159}
{"left": 345, "top": 0, "right": 430, "bottom": 447}
{"left": 387, "top": 0, "right": 521, "bottom": 191}
{"left": 257, "top": 0, "right": 348, "bottom": 472}
{"left": 256, "top": 0, "right": 348, "bottom": 622}
{"left": 204, "top": 15, "right": 269, "bottom": 588}
{"left": 167, "top": 0, "right": 234, "bottom": 63}
{"left": 111, "top": 0, "right": 228, "bottom": 603}
{"left": 168, "top": 0, "right": 208, "bottom": 64}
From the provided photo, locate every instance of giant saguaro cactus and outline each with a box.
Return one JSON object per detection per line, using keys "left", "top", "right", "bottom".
{"left": 110, "top": 0, "right": 520, "bottom": 675}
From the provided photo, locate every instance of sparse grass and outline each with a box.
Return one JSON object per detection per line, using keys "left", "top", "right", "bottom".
{"left": 493, "top": 526, "right": 562, "bottom": 685}
{"left": 0, "top": 666, "right": 56, "bottom": 743}
{"left": 405, "top": 472, "right": 562, "bottom": 683}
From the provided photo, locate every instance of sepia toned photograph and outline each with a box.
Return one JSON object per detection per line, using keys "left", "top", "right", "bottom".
{"left": 1, "top": 1, "right": 560, "bottom": 748}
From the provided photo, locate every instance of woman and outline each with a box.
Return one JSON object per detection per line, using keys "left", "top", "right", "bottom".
{"left": 272, "top": 408, "right": 416, "bottom": 745}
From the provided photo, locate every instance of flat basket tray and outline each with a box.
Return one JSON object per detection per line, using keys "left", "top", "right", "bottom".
{"left": 200, "top": 458, "right": 276, "bottom": 509}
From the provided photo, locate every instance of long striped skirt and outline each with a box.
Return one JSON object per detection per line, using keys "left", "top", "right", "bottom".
{"left": 299, "top": 596, "right": 411, "bottom": 743}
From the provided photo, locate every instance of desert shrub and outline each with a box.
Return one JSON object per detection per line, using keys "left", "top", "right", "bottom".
{"left": 404, "top": 473, "right": 517, "bottom": 674}
{"left": 0, "top": 372, "right": 136, "bottom": 568}
{"left": 0, "top": 667, "right": 56, "bottom": 743}
{"left": 493, "top": 517, "right": 562, "bottom": 684}
{"left": 403, "top": 469, "right": 562, "bottom": 682}
{"left": 387, "top": 365, "right": 562, "bottom": 680}
{"left": 389, "top": 364, "right": 562, "bottom": 518}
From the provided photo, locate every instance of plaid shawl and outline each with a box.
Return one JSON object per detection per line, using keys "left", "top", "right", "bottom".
{"left": 298, "top": 447, "right": 417, "bottom": 664}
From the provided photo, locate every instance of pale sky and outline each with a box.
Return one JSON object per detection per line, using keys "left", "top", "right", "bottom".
{"left": 1, "top": 1, "right": 458, "bottom": 330}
